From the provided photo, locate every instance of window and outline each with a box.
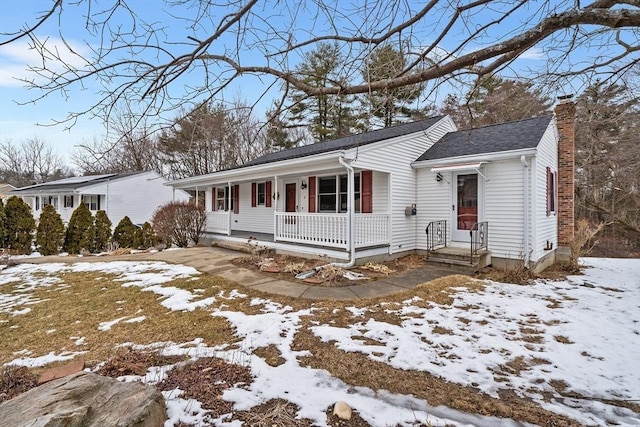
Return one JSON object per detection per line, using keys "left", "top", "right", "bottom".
{"left": 82, "top": 194, "right": 100, "bottom": 211}
{"left": 43, "top": 196, "right": 58, "bottom": 210}
{"left": 339, "top": 174, "right": 361, "bottom": 213}
{"left": 257, "top": 182, "right": 266, "bottom": 205}
{"left": 216, "top": 187, "right": 229, "bottom": 211}
{"left": 317, "top": 173, "right": 361, "bottom": 213}
{"left": 63, "top": 195, "right": 74, "bottom": 208}
{"left": 318, "top": 176, "right": 337, "bottom": 212}
{"left": 546, "top": 167, "right": 557, "bottom": 216}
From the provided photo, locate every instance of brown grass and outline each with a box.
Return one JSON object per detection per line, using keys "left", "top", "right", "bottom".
{"left": 253, "top": 344, "right": 286, "bottom": 367}
{"left": 291, "top": 327, "right": 582, "bottom": 427}
{"left": 0, "top": 270, "right": 246, "bottom": 373}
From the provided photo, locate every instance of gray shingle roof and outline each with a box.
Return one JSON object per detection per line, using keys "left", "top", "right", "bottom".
{"left": 9, "top": 171, "right": 145, "bottom": 194}
{"left": 416, "top": 115, "right": 553, "bottom": 162}
{"left": 240, "top": 116, "right": 445, "bottom": 169}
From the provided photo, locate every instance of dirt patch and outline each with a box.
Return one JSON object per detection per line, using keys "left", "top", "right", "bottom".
{"left": 158, "top": 356, "right": 253, "bottom": 418}
{"left": 0, "top": 366, "right": 38, "bottom": 403}
{"left": 254, "top": 344, "right": 286, "bottom": 367}
{"left": 232, "top": 254, "right": 427, "bottom": 287}
{"left": 235, "top": 399, "right": 313, "bottom": 426}
{"left": 96, "top": 347, "right": 186, "bottom": 377}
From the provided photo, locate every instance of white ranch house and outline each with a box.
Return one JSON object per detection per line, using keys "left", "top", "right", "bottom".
{"left": 10, "top": 171, "right": 189, "bottom": 226}
{"left": 168, "top": 101, "right": 575, "bottom": 271}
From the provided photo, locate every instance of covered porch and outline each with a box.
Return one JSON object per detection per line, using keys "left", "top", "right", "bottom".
{"left": 206, "top": 210, "right": 390, "bottom": 250}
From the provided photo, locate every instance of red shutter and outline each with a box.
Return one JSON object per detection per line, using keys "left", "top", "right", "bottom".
{"left": 546, "top": 167, "right": 551, "bottom": 216}
{"left": 233, "top": 184, "right": 240, "bottom": 214}
{"left": 212, "top": 188, "right": 216, "bottom": 211}
{"left": 308, "top": 176, "right": 316, "bottom": 213}
{"left": 265, "top": 180, "right": 272, "bottom": 208}
{"left": 361, "top": 170, "right": 373, "bottom": 213}
{"left": 251, "top": 182, "right": 257, "bottom": 207}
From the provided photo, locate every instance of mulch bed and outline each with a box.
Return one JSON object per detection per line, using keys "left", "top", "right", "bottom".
{"left": 232, "top": 254, "right": 427, "bottom": 287}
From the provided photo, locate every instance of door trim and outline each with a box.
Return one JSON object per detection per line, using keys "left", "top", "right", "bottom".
{"left": 451, "top": 172, "right": 484, "bottom": 242}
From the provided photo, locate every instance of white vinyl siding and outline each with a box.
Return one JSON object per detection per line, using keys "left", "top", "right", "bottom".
{"left": 484, "top": 160, "right": 526, "bottom": 260}
{"left": 230, "top": 182, "right": 274, "bottom": 234}
{"left": 532, "top": 122, "right": 559, "bottom": 262}
{"left": 355, "top": 116, "right": 456, "bottom": 254}
{"left": 416, "top": 169, "right": 451, "bottom": 249}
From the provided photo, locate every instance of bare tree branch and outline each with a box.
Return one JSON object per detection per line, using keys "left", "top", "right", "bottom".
{"left": 1, "top": 0, "right": 638, "bottom": 127}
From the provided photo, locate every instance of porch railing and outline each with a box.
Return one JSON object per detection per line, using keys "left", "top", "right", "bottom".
{"left": 425, "top": 220, "right": 447, "bottom": 255}
{"left": 355, "top": 213, "right": 390, "bottom": 248}
{"left": 470, "top": 221, "right": 489, "bottom": 263}
{"left": 206, "top": 211, "right": 230, "bottom": 234}
{"left": 275, "top": 212, "right": 390, "bottom": 249}
{"left": 275, "top": 212, "right": 348, "bottom": 249}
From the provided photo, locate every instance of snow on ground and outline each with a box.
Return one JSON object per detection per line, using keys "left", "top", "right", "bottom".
{"left": 1, "top": 257, "right": 638, "bottom": 426}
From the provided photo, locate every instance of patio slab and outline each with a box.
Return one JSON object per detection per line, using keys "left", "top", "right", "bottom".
{"left": 347, "top": 281, "right": 409, "bottom": 299}
{"left": 248, "top": 279, "right": 310, "bottom": 298}
{"left": 301, "top": 286, "right": 360, "bottom": 301}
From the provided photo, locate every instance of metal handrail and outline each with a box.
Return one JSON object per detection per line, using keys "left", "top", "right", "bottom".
{"left": 470, "top": 221, "right": 489, "bottom": 263}
{"left": 426, "top": 220, "right": 447, "bottom": 256}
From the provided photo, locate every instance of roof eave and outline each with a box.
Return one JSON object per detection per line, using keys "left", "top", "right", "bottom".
{"left": 166, "top": 150, "right": 347, "bottom": 188}
{"left": 412, "top": 147, "right": 538, "bottom": 168}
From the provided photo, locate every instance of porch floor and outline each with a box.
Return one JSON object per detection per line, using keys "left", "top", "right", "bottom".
{"left": 204, "top": 230, "right": 390, "bottom": 261}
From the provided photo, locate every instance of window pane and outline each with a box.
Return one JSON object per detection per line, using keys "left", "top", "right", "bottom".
{"left": 319, "top": 194, "right": 336, "bottom": 212}
{"left": 319, "top": 177, "right": 336, "bottom": 194}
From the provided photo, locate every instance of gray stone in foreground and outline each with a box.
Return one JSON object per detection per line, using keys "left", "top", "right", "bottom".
{"left": 0, "top": 371, "right": 166, "bottom": 427}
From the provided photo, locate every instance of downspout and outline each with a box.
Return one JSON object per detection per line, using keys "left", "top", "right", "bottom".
{"left": 332, "top": 155, "right": 356, "bottom": 268}
{"left": 520, "top": 155, "right": 530, "bottom": 267}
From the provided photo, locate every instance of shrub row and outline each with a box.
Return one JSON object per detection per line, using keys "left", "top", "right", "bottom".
{"left": 0, "top": 197, "right": 206, "bottom": 255}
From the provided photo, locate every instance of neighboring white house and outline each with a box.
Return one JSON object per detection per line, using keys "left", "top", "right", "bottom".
{"left": 10, "top": 171, "right": 189, "bottom": 226}
{"left": 0, "top": 183, "right": 16, "bottom": 201}
{"left": 166, "top": 101, "right": 576, "bottom": 272}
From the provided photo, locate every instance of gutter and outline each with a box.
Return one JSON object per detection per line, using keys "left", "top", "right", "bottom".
{"left": 331, "top": 155, "right": 356, "bottom": 269}
{"left": 412, "top": 147, "right": 537, "bottom": 169}
{"left": 520, "top": 155, "right": 530, "bottom": 267}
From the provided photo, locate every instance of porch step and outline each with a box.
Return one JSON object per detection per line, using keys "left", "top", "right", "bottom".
{"left": 426, "top": 247, "right": 491, "bottom": 273}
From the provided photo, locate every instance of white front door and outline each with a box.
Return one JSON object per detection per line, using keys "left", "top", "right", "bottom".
{"left": 452, "top": 172, "right": 480, "bottom": 242}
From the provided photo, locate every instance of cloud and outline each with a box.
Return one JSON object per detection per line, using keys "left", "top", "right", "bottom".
{"left": 519, "top": 47, "right": 545, "bottom": 60}
{"left": 0, "top": 37, "right": 91, "bottom": 87}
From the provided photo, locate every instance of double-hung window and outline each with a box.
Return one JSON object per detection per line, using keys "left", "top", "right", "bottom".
{"left": 82, "top": 194, "right": 100, "bottom": 211}
{"left": 43, "top": 196, "right": 59, "bottom": 210}
{"left": 318, "top": 173, "right": 361, "bottom": 213}
{"left": 216, "top": 187, "right": 233, "bottom": 211}
{"left": 63, "top": 195, "right": 74, "bottom": 208}
{"left": 257, "top": 182, "right": 266, "bottom": 205}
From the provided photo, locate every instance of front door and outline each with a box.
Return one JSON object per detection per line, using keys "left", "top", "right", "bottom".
{"left": 284, "top": 182, "right": 297, "bottom": 227}
{"left": 452, "top": 173, "right": 478, "bottom": 242}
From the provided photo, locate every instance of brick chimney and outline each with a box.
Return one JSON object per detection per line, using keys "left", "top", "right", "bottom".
{"left": 555, "top": 95, "right": 575, "bottom": 261}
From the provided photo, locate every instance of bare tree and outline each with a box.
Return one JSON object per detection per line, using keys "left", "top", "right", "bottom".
{"left": 0, "top": 1, "right": 637, "bottom": 128}
{"left": 439, "top": 76, "right": 553, "bottom": 128}
{"left": 0, "top": 138, "right": 73, "bottom": 187}
{"left": 72, "top": 105, "right": 159, "bottom": 174}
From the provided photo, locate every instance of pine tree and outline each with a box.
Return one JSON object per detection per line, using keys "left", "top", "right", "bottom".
{"left": 137, "top": 222, "right": 157, "bottom": 249}
{"left": 113, "top": 216, "right": 140, "bottom": 248}
{"left": 35, "top": 204, "right": 65, "bottom": 255}
{"left": 362, "top": 44, "right": 425, "bottom": 128}
{"left": 287, "top": 42, "right": 359, "bottom": 141}
{"left": 93, "top": 210, "right": 112, "bottom": 253}
{"left": 63, "top": 203, "right": 94, "bottom": 254}
{"left": 3, "top": 196, "right": 36, "bottom": 254}
{"left": 0, "top": 199, "right": 7, "bottom": 249}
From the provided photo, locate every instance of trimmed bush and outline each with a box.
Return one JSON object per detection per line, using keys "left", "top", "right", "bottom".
{"left": 0, "top": 199, "right": 7, "bottom": 248}
{"left": 63, "top": 203, "right": 94, "bottom": 254}
{"left": 3, "top": 196, "right": 36, "bottom": 255}
{"left": 93, "top": 210, "right": 112, "bottom": 253}
{"left": 35, "top": 204, "right": 65, "bottom": 255}
{"left": 113, "top": 216, "right": 140, "bottom": 248}
{"left": 151, "top": 201, "right": 206, "bottom": 248}
{"left": 137, "top": 222, "right": 157, "bottom": 249}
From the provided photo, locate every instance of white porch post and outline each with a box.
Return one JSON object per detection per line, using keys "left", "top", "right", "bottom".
{"left": 273, "top": 175, "right": 278, "bottom": 242}
{"left": 227, "top": 181, "right": 232, "bottom": 236}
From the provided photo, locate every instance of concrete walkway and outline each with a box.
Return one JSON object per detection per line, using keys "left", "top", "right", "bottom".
{"left": 14, "top": 247, "right": 456, "bottom": 301}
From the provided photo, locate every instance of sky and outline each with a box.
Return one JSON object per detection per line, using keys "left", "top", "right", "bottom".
{"left": 1, "top": 256, "right": 639, "bottom": 426}
{"left": 0, "top": 1, "right": 631, "bottom": 168}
